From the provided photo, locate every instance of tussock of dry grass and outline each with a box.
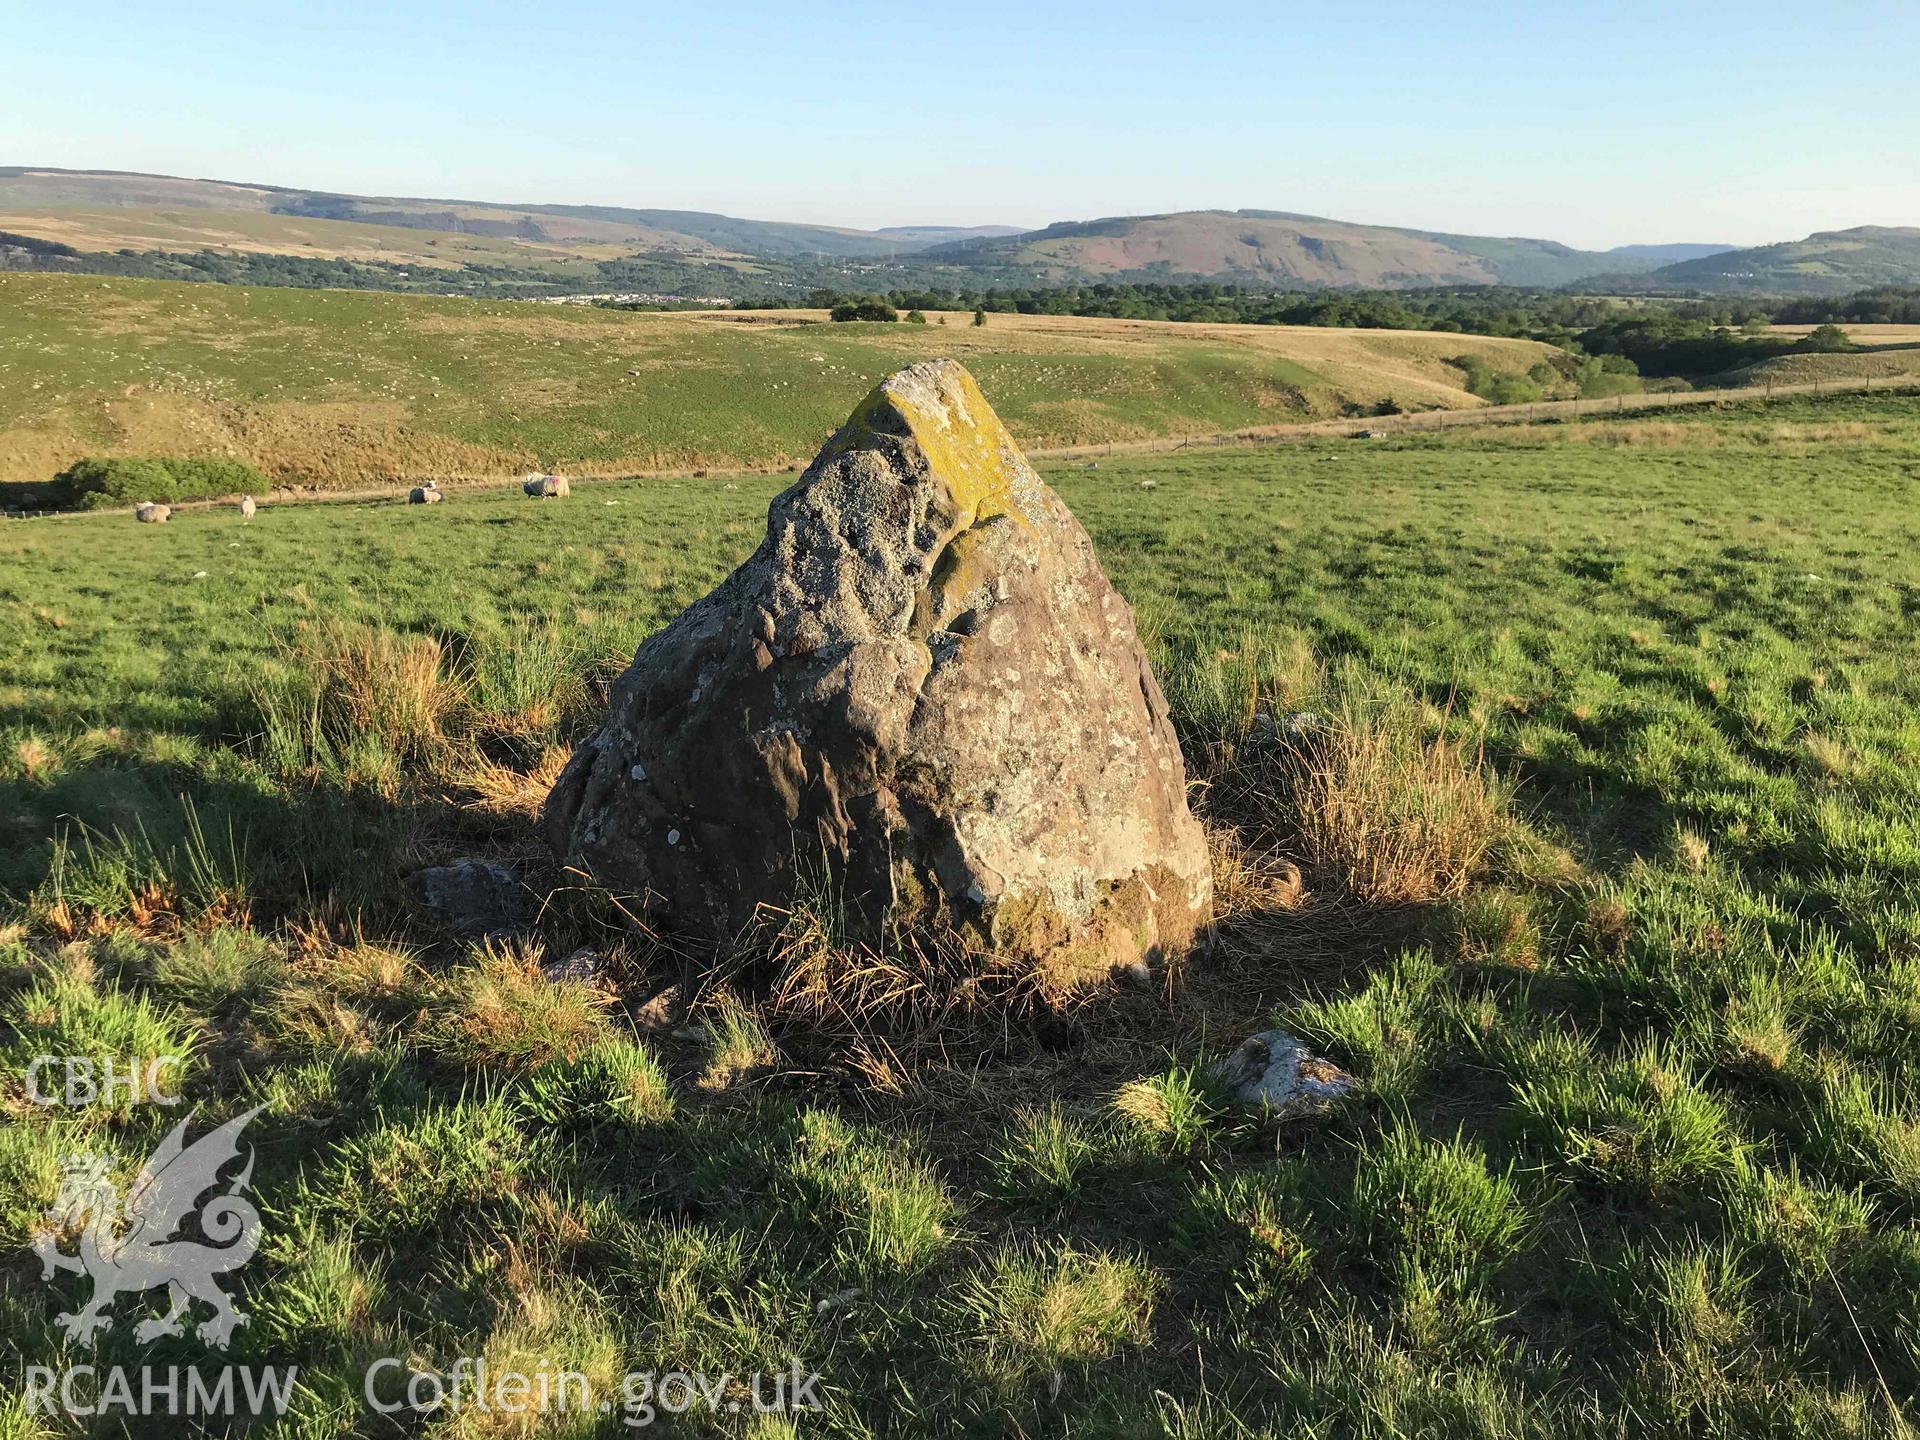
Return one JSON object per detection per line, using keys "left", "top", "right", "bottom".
{"left": 257, "top": 618, "right": 463, "bottom": 778}
{"left": 958, "top": 1242, "right": 1158, "bottom": 1382}
{"left": 1280, "top": 705, "right": 1505, "bottom": 907}
{"left": 431, "top": 939, "right": 613, "bottom": 1069}
{"left": 456, "top": 746, "right": 572, "bottom": 820}
{"left": 1214, "top": 699, "right": 1507, "bottom": 910}
{"left": 755, "top": 897, "right": 1052, "bottom": 1047}
{"left": 302, "top": 621, "right": 460, "bottom": 755}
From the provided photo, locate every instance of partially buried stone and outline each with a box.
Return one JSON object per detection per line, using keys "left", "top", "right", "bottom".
{"left": 1212, "top": 1030, "right": 1356, "bottom": 1118}
{"left": 410, "top": 859, "right": 533, "bottom": 940}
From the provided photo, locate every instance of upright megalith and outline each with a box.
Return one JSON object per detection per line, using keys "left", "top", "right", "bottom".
{"left": 545, "top": 359, "right": 1211, "bottom": 980}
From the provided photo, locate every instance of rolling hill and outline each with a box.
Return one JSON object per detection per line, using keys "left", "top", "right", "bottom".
{"left": 920, "top": 210, "right": 1697, "bottom": 288}
{"left": 1635, "top": 226, "right": 1920, "bottom": 294}
{"left": 0, "top": 167, "right": 1016, "bottom": 261}
{"left": 0, "top": 272, "right": 1565, "bottom": 487}
{"left": 1604, "top": 241, "right": 1735, "bottom": 264}
{"left": 1, "top": 169, "right": 1752, "bottom": 296}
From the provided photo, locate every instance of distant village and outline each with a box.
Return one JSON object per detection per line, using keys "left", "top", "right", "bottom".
{"left": 532, "top": 291, "right": 736, "bottom": 309}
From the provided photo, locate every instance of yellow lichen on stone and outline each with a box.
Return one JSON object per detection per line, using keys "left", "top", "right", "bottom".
{"left": 840, "top": 360, "right": 1031, "bottom": 529}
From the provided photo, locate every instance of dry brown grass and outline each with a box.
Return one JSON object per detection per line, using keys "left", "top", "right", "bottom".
{"left": 757, "top": 898, "right": 1052, "bottom": 1047}
{"left": 1261, "top": 702, "right": 1507, "bottom": 908}
{"left": 14, "top": 737, "right": 60, "bottom": 784}
{"left": 279, "top": 618, "right": 463, "bottom": 763}
{"left": 1800, "top": 731, "right": 1856, "bottom": 780}
{"left": 456, "top": 747, "right": 572, "bottom": 820}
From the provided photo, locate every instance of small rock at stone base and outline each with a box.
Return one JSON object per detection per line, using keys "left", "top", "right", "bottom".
{"left": 410, "top": 859, "right": 534, "bottom": 940}
{"left": 541, "top": 946, "right": 604, "bottom": 984}
{"left": 1212, "top": 1029, "right": 1355, "bottom": 1117}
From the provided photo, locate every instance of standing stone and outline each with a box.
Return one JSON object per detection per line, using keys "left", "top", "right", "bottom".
{"left": 545, "top": 359, "right": 1211, "bottom": 981}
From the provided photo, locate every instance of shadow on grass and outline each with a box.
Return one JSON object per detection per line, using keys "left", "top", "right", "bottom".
{"left": 0, "top": 748, "right": 426, "bottom": 927}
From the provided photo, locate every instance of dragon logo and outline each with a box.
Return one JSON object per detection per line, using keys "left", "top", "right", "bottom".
{"left": 31, "top": 1106, "right": 265, "bottom": 1348}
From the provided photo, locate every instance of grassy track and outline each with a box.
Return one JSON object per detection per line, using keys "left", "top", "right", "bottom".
{"left": 3, "top": 393, "right": 1920, "bottom": 1436}
{"left": 0, "top": 274, "right": 1559, "bottom": 489}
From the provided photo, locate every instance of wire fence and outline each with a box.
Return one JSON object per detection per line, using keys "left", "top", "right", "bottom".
{"left": 1054, "top": 373, "right": 1920, "bottom": 463}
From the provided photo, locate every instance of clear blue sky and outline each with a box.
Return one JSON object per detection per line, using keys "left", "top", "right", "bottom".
{"left": 7, "top": 0, "right": 1917, "bottom": 247}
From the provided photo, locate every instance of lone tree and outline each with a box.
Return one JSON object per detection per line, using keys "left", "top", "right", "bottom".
{"left": 831, "top": 299, "right": 899, "bottom": 323}
{"left": 1795, "top": 323, "right": 1855, "bottom": 354}
{"left": 973, "top": 308, "right": 987, "bottom": 327}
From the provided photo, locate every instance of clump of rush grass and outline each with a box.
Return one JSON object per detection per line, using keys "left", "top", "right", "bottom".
{"left": 298, "top": 1097, "right": 546, "bottom": 1240}
{"left": 1112, "top": 1060, "right": 1236, "bottom": 1157}
{"left": 1347, "top": 1125, "right": 1531, "bottom": 1284}
{"left": 1287, "top": 947, "right": 1446, "bottom": 1106}
{"left": 460, "top": 624, "right": 589, "bottom": 739}
{"left": 1729, "top": 1165, "right": 1870, "bottom": 1272}
{"left": 987, "top": 1103, "right": 1109, "bottom": 1204}
{"left": 757, "top": 890, "right": 1046, "bottom": 1048}
{"left": 428, "top": 938, "right": 614, "bottom": 1070}
{"left": 259, "top": 935, "right": 432, "bottom": 1057}
{"left": 251, "top": 1219, "right": 387, "bottom": 1351}
{"left": 29, "top": 797, "right": 252, "bottom": 940}
{"left": 1637, "top": 1244, "right": 1757, "bottom": 1386}
{"left": 694, "top": 989, "right": 779, "bottom": 1090}
{"left": 1799, "top": 1062, "right": 1920, "bottom": 1205}
{"left": 520, "top": 1037, "right": 674, "bottom": 1130}
{"left": 790, "top": 1108, "right": 957, "bottom": 1276}
{"left": 252, "top": 618, "right": 461, "bottom": 782}
{"left": 2, "top": 954, "right": 202, "bottom": 1117}
{"left": 1172, "top": 1166, "right": 1320, "bottom": 1300}
{"left": 1511, "top": 1034, "right": 1753, "bottom": 1198}
{"left": 146, "top": 925, "right": 282, "bottom": 1010}
{"left": 1274, "top": 698, "right": 1508, "bottom": 907}
{"left": 955, "top": 1241, "right": 1158, "bottom": 1388}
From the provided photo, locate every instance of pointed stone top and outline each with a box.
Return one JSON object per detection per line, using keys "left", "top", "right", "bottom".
{"left": 820, "top": 359, "right": 1034, "bottom": 527}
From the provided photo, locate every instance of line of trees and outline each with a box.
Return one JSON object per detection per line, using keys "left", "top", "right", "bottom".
{"left": 735, "top": 283, "right": 1790, "bottom": 355}
{"left": 1772, "top": 287, "right": 1920, "bottom": 325}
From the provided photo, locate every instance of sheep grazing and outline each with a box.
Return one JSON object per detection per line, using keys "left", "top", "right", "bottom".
{"left": 239, "top": 494, "right": 257, "bottom": 520}
{"left": 523, "top": 473, "right": 570, "bottom": 499}
{"left": 408, "top": 481, "right": 444, "bottom": 505}
{"left": 134, "top": 502, "right": 172, "bottom": 524}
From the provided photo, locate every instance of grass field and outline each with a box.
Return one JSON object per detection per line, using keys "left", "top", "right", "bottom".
{"left": 0, "top": 275, "right": 1560, "bottom": 489}
{"left": 1767, "top": 325, "right": 1920, "bottom": 348}
{"left": 3, "top": 389, "right": 1920, "bottom": 1436}
{"left": 1734, "top": 350, "right": 1920, "bottom": 387}
{"left": 1739, "top": 326, "right": 1920, "bottom": 387}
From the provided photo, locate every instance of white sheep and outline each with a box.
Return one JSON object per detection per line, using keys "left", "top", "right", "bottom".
{"left": 134, "top": 502, "right": 172, "bottom": 524}
{"left": 523, "top": 473, "right": 570, "bottom": 499}
{"left": 408, "top": 480, "right": 444, "bottom": 505}
{"left": 239, "top": 494, "right": 256, "bottom": 521}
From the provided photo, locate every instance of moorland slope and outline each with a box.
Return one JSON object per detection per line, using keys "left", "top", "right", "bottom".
{"left": 0, "top": 273, "right": 1561, "bottom": 486}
